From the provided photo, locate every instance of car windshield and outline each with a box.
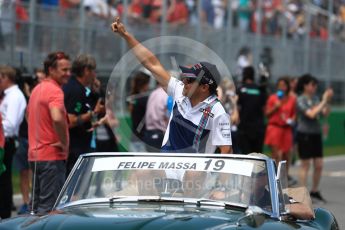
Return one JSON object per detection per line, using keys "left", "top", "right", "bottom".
{"left": 56, "top": 154, "right": 272, "bottom": 212}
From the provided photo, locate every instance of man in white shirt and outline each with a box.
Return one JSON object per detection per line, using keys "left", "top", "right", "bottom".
{"left": 0, "top": 65, "right": 26, "bottom": 218}
{"left": 111, "top": 17, "right": 231, "bottom": 154}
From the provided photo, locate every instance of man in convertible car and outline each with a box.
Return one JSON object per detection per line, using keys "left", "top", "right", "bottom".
{"left": 111, "top": 17, "right": 231, "bottom": 154}
{"left": 110, "top": 19, "right": 313, "bottom": 220}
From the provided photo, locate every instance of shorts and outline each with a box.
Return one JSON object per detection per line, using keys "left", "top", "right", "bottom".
{"left": 14, "top": 138, "right": 29, "bottom": 171}
{"left": 30, "top": 160, "right": 66, "bottom": 214}
{"left": 297, "top": 132, "right": 323, "bottom": 159}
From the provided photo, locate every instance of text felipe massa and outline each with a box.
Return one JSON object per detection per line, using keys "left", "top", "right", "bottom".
{"left": 116, "top": 159, "right": 227, "bottom": 172}
{"left": 117, "top": 161, "right": 198, "bottom": 170}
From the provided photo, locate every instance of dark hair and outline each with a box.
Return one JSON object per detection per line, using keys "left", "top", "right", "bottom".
{"left": 204, "top": 83, "right": 218, "bottom": 96}
{"left": 242, "top": 66, "right": 255, "bottom": 82}
{"left": 130, "top": 71, "right": 150, "bottom": 95}
{"left": 43, "top": 51, "right": 70, "bottom": 75}
{"left": 72, "top": 54, "right": 96, "bottom": 77}
{"left": 0, "top": 65, "right": 16, "bottom": 83}
{"left": 296, "top": 74, "right": 318, "bottom": 95}
{"left": 34, "top": 67, "right": 44, "bottom": 74}
{"left": 277, "top": 76, "right": 291, "bottom": 94}
{"left": 237, "top": 46, "right": 251, "bottom": 58}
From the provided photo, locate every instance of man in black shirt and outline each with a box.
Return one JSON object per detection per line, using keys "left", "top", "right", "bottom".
{"left": 237, "top": 66, "right": 267, "bottom": 154}
{"left": 63, "top": 54, "right": 104, "bottom": 176}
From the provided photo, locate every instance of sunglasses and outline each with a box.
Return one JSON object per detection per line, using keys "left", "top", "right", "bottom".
{"left": 181, "top": 77, "right": 197, "bottom": 85}
{"left": 55, "top": 52, "right": 68, "bottom": 60}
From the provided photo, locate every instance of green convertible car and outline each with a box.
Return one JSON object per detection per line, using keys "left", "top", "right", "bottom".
{"left": 0, "top": 153, "right": 339, "bottom": 229}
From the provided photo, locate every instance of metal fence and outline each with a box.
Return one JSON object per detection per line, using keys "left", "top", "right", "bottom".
{"left": 0, "top": 1, "right": 344, "bottom": 104}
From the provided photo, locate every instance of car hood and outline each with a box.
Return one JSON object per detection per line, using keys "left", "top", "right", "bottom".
{"left": 0, "top": 203, "right": 307, "bottom": 230}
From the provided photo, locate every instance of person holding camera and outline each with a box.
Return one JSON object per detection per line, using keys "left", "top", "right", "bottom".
{"left": 264, "top": 77, "right": 296, "bottom": 177}
{"left": 296, "top": 74, "right": 333, "bottom": 203}
{"left": 63, "top": 54, "right": 104, "bottom": 176}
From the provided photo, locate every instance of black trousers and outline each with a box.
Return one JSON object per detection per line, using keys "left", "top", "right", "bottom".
{"left": 0, "top": 138, "right": 16, "bottom": 219}
{"left": 30, "top": 160, "right": 66, "bottom": 215}
{"left": 238, "top": 128, "right": 265, "bottom": 155}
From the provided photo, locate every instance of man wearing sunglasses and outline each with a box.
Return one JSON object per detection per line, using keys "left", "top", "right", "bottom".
{"left": 111, "top": 17, "right": 231, "bottom": 154}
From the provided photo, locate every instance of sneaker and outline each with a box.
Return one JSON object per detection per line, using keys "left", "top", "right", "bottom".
{"left": 17, "top": 203, "right": 29, "bottom": 215}
{"left": 310, "top": 191, "right": 327, "bottom": 203}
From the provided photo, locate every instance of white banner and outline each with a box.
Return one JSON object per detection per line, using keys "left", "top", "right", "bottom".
{"left": 92, "top": 156, "right": 254, "bottom": 176}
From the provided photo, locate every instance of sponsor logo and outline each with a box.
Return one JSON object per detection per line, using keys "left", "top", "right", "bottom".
{"left": 199, "top": 108, "right": 214, "bottom": 118}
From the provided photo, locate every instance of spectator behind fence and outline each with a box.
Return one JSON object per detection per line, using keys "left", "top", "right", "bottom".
{"left": 237, "top": 66, "right": 267, "bottom": 154}
{"left": 0, "top": 65, "right": 26, "bottom": 219}
{"left": 201, "top": 0, "right": 215, "bottom": 26}
{"left": 128, "top": 0, "right": 144, "bottom": 22}
{"left": 296, "top": 74, "right": 333, "bottom": 203}
{"left": 237, "top": 0, "right": 253, "bottom": 32}
{"left": 144, "top": 81, "right": 169, "bottom": 152}
{"left": 0, "top": 0, "right": 15, "bottom": 50}
{"left": 264, "top": 77, "right": 296, "bottom": 178}
{"left": 27, "top": 51, "right": 70, "bottom": 215}
{"left": 63, "top": 54, "right": 104, "bottom": 176}
{"left": 167, "top": 0, "right": 189, "bottom": 25}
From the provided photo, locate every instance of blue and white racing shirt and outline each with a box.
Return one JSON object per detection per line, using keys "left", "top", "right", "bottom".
{"left": 161, "top": 77, "right": 232, "bottom": 153}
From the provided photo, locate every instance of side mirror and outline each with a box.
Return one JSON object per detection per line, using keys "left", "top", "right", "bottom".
{"left": 237, "top": 206, "right": 267, "bottom": 228}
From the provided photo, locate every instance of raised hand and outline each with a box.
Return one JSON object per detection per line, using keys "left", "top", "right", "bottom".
{"left": 111, "top": 17, "right": 127, "bottom": 37}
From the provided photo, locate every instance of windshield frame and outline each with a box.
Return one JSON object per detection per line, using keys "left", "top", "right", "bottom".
{"left": 54, "top": 153, "right": 282, "bottom": 218}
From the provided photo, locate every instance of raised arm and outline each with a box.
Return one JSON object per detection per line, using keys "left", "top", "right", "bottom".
{"left": 111, "top": 17, "right": 171, "bottom": 90}
{"left": 304, "top": 89, "right": 333, "bottom": 119}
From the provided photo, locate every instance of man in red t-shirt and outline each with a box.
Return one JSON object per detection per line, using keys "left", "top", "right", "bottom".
{"left": 27, "top": 51, "right": 71, "bottom": 215}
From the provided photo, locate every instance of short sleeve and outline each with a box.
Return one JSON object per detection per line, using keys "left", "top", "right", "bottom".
{"left": 297, "top": 96, "right": 310, "bottom": 114}
{"left": 64, "top": 88, "right": 82, "bottom": 114}
{"left": 48, "top": 87, "right": 65, "bottom": 110}
{"left": 212, "top": 113, "right": 232, "bottom": 146}
{"left": 266, "top": 95, "right": 277, "bottom": 111}
{"left": 167, "top": 77, "right": 184, "bottom": 100}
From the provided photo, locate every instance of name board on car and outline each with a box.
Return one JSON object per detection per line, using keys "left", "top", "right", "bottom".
{"left": 92, "top": 157, "right": 254, "bottom": 176}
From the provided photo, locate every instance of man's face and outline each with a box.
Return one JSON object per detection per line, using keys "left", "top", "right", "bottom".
{"left": 0, "top": 73, "right": 12, "bottom": 91}
{"left": 305, "top": 82, "right": 317, "bottom": 95}
{"left": 84, "top": 67, "right": 97, "bottom": 86}
{"left": 277, "top": 80, "right": 288, "bottom": 93}
{"left": 50, "top": 59, "right": 71, "bottom": 86}
{"left": 181, "top": 77, "right": 203, "bottom": 98}
{"left": 253, "top": 174, "right": 268, "bottom": 196}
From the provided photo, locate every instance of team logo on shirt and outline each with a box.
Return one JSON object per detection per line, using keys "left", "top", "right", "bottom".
{"left": 199, "top": 108, "right": 214, "bottom": 118}
{"left": 219, "top": 122, "right": 231, "bottom": 138}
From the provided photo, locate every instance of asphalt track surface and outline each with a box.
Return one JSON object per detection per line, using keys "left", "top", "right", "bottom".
{"left": 11, "top": 155, "right": 345, "bottom": 229}
{"left": 289, "top": 155, "right": 345, "bottom": 229}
